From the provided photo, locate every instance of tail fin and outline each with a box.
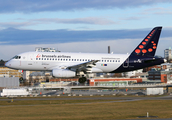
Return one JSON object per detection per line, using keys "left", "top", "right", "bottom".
{"left": 131, "top": 27, "right": 162, "bottom": 57}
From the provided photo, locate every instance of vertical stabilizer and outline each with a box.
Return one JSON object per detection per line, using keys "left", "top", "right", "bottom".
{"left": 131, "top": 27, "right": 162, "bottom": 57}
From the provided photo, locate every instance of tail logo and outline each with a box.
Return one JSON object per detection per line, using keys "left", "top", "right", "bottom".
{"left": 148, "top": 48, "right": 153, "bottom": 52}
{"left": 134, "top": 28, "right": 157, "bottom": 54}
{"left": 135, "top": 49, "right": 141, "bottom": 54}
{"left": 142, "top": 49, "right": 147, "bottom": 53}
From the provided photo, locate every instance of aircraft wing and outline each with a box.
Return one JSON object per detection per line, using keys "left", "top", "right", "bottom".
{"left": 67, "top": 60, "right": 99, "bottom": 73}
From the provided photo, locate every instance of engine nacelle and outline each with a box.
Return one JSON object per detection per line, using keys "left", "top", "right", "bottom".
{"left": 52, "top": 69, "right": 76, "bottom": 78}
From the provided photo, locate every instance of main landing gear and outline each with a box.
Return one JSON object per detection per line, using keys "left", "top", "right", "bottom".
{"left": 78, "top": 77, "right": 87, "bottom": 83}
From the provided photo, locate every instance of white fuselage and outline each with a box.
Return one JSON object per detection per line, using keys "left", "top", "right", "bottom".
{"left": 6, "top": 52, "right": 129, "bottom": 73}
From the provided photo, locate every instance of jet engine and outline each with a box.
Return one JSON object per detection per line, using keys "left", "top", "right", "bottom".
{"left": 52, "top": 69, "right": 76, "bottom": 78}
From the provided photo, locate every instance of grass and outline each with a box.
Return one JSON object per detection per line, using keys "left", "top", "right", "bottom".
{"left": 0, "top": 99, "right": 119, "bottom": 106}
{"left": 0, "top": 97, "right": 172, "bottom": 120}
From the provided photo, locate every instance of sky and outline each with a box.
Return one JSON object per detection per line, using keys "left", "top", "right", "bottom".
{"left": 1, "top": 0, "right": 172, "bottom": 60}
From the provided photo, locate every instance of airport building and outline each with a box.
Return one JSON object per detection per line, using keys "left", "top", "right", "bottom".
{"left": 89, "top": 78, "right": 142, "bottom": 86}
{"left": 0, "top": 66, "right": 23, "bottom": 78}
{"left": 148, "top": 67, "right": 172, "bottom": 84}
{"left": 164, "top": 48, "right": 172, "bottom": 62}
{"left": 0, "top": 77, "right": 19, "bottom": 88}
{"left": 23, "top": 71, "right": 30, "bottom": 81}
{"left": 49, "top": 78, "right": 78, "bottom": 82}
{"left": 0, "top": 63, "right": 22, "bottom": 88}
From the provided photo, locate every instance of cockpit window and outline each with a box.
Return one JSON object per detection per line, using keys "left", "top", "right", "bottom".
{"left": 12, "top": 55, "right": 21, "bottom": 59}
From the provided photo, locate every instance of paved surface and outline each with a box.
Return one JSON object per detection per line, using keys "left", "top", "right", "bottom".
{"left": 34, "top": 89, "right": 148, "bottom": 96}
{"left": 0, "top": 95, "right": 172, "bottom": 101}
{"left": 127, "top": 118, "right": 172, "bottom": 120}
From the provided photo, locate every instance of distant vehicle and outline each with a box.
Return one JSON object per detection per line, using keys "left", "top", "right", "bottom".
{"left": 0, "top": 89, "right": 30, "bottom": 97}
{"left": 5, "top": 27, "right": 166, "bottom": 83}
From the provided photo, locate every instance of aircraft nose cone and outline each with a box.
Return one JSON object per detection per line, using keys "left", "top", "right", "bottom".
{"left": 5, "top": 61, "right": 10, "bottom": 67}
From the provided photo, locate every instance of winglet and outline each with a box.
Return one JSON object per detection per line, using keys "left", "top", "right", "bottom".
{"left": 131, "top": 27, "right": 162, "bottom": 57}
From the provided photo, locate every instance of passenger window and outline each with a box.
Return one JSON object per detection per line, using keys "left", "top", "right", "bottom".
{"left": 36, "top": 58, "right": 38, "bottom": 60}
{"left": 44, "top": 58, "right": 46, "bottom": 60}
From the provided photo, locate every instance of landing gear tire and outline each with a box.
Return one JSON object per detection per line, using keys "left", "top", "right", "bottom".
{"left": 79, "top": 77, "right": 87, "bottom": 83}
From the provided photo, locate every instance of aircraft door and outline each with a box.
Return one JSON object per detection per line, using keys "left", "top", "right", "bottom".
{"left": 19, "top": 56, "right": 22, "bottom": 66}
{"left": 27, "top": 54, "right": 34, "bottom": 65}
{"left": 123, "top": 58, "right": 129, "bottom": 68}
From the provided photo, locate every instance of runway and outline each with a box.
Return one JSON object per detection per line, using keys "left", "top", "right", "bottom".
{"left": 0, "top": 95, "right": 172, "bottom": 101}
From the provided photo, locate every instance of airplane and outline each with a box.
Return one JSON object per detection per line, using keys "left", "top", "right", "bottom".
{"left": 5, "top": 27, "right": 166, "bottom": 83}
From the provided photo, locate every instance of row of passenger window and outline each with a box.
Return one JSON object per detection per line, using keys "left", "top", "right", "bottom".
{"left": 36, "top": 58, "right": 120, "bottom": 62}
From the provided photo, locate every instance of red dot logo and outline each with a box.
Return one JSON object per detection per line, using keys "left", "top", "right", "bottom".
{"left": 142, "top": 42, "right": 146, "bottom": 45}
{"left": 147, "top": 36, "right": 150, "bottom": 38}
{"left": 153, "top": 43, "right": 156, "bottom": 46}
{"left": 153, "top": 46, "right": 156, "bottom": 49}
{"left": 139, "top": 45, "right": 144, "bottom": 49}
{"left": 151, "top": 41, "right": 154, "bottom": 43}
{"left": 142, "top": 49, "right": 147, "bottom": 53}
{"left": 145, "top": 39, "right": 148, "bottom": 41}
{"left": 135, "top": 49, "right": 141, "bottom": 54}
{"left": 148, "top": 48, "right": 153, "bottom": 52}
